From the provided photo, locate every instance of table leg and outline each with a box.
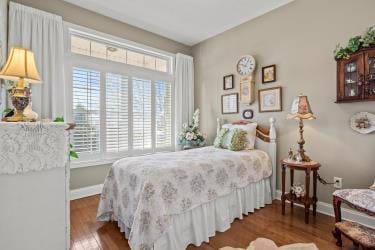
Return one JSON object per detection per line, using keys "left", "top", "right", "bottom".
{"left": 304, "top": 169, "right": 311, "bottom": 224}
{"left": 313, "top": 170, "right": 318, "bottom": 216}
{"left": 281, "top": 164, "right": 286, "bottom": 215}
{"left": 290, "top": 169, "right": 294, "bottom": 211}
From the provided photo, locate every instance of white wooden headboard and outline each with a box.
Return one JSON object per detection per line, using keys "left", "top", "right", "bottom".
{"left": 216, "top": 117, "right": 277, "bottom": 199}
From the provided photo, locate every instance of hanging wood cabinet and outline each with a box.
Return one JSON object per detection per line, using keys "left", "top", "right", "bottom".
{"left": 336, "top": 46, "right": 375, "bottom": 103}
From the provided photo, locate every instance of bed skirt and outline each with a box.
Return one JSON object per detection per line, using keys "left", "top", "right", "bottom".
{"left": 116, "top": 177, "right": 272, "bottom": 250}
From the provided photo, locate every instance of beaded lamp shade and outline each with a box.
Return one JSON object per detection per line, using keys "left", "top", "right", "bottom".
{"left": 287, "top": 94, "right": 316, "bottom": 120}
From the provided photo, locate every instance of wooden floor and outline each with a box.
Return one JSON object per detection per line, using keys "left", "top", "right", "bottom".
{"left": 71, "top": 195, "right": 357, "bottom": 250}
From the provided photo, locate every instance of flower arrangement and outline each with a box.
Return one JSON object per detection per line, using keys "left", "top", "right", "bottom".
{"left": 334, "top": 26, "right": 375, "bottom": 60}
{"left": 178, "top": 109, "right": 205, "bottom": 147}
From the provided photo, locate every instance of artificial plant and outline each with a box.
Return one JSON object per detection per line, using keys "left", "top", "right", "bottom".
{"left": 54, "top": 116, "right": 78, "bottom": 158}
{"left": 334, "top": 26, "right": 375, "bottom": 60}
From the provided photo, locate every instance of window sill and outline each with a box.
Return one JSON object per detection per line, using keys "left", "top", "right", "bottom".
{"left": 70, "top": 148, "right": 175, "bottom": 169}
{"left": 70, "top": 158, "right": 119, "bottom": 169}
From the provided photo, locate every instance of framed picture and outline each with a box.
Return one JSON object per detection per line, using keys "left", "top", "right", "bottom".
{"left": 223, "top": 74, "right": 234, "bottom": 90}
{"left": 262, "top": 64, "right": 276, "bottom": 83}
{"left": 258, "top": 87, "right": 282, "bottom": 112}
{"left": 242, "top": 109, "right": 254, "bottom": 119}
{"left": 240, "top": 76, "right": 254, "bottom": 104}
{"left": 221, "top": 93, "right": 238, "bottom": 114}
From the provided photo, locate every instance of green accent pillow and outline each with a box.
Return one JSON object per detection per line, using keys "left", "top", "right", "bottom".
{"left": 228, "top": 128, "right": 247, "bottom": 151}
{"left": 214, "top": 128, "right": 247, "bottom": 151}
{"left": 214, "top": 128, "right": 229, "bottom": 148}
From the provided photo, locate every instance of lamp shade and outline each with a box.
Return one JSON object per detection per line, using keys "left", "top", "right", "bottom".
{"left": 0, "top": 47, "right": 41, "bottom": 83}
{"left": 287, "top": 94, "right": 315, "bottom": 120}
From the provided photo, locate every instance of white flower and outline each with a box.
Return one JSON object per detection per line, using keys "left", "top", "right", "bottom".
{"left": 185, "top": 132, "right": 194, "bottom": 141}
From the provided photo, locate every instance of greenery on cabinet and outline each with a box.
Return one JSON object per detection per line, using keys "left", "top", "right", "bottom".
{"left": 54, "top": 116, "right": 78, "bottom": 158}
{"left": 334, "top": 26, "right": 375, "bottom": 60}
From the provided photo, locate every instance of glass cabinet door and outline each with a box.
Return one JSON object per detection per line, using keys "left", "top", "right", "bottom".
{"left": 367, "top": 55, "right": 375, "bottom": 98}
{"left": 344, "top": 61, "right": 359, "bottom": 98}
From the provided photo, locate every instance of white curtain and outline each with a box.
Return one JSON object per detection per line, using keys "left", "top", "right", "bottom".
{"left": 175, "top": 53, "right": 194, "bottom": 149}
{"left": 0, "top": 0, "right": 7, "bottom": 115}
{"left": 8, "top": 2, "right": 65, "bottom": 119}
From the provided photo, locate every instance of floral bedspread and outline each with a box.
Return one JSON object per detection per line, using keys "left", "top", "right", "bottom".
{"left": 97, "top": 146, "right": 272, "bottom": 250}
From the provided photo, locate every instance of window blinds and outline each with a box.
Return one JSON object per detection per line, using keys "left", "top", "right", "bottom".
{"left": 132, "top": 78, "right": 152, "bottom": 150}
{"left": 106, "top": 73, "right": 129, "bottom": 152}
{"left": 72, "top": 67, "right": 101, "bottom": 153}
{"left": 155, "top": 81, "right": 172, "bottom": 148}
{"left": 72, "top": 71, "right": 173, "bottom": 156}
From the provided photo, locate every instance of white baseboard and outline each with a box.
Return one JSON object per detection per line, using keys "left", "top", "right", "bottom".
{"left": 275, "top": 190, "right": 375, "bottom": 229}
{"left": 70, "top": 184, "right": 103, "bottom": 200}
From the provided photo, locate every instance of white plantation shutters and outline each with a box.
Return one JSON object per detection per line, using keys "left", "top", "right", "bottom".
{"left": 132, "top": 78, "right": 152, "bottom": 150}
{"left": 155, "top": 81, "right": 172, "bottom": 148}
{"left": 72, "top": 67, "right": 101, "bottom": 153}
{"left": 106, "top": 73, "right": 129, "bottom": 152}
{"left": 67, "top": 26, "right": 175, "bottom": 162}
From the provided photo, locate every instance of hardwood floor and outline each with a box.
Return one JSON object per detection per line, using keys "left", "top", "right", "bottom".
{"left": 71, "top": 195, "right": 357, "bottom": 250}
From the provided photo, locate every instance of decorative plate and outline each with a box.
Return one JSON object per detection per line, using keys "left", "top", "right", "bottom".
{"left": 350, "top": 112, "right": 375, "bottom": 134}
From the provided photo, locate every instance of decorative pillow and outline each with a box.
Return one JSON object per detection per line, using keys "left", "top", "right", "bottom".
{"left": 222, "top": 122, "right": 258, "bottom": 149}
{"left": 213, "top": 128, "right": 229, "bottom": 148}
{"left": 221, "top": 128, "right": 247, "bottom": 151}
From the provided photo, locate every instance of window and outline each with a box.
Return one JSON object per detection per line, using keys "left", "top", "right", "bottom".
{"left": 70, "top": 35, "right": 171, "bottom": 73}
{"left": 66, "top": 25, "right": 174, "bottom": 164}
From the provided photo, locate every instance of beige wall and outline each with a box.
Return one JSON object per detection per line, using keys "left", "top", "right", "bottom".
{"left": 12, "top": 0, "right": 191, "bottom": 190}
{"left": 12, "top": 0, "right": 191, "bottom": 55}
{"left": 192, "top": 0, "right": 375, "bottom": 203}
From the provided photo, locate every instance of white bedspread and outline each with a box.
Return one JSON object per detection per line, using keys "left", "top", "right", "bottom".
{"left": 97, "top": 146, "right": 272, "bottom": 250}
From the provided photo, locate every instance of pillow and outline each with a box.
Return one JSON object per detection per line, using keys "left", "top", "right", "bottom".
{"left": 214, "top": 128, "right": 229, "bottom": 148}
{"left": 221, "top": 128, "right": 247, "bottom": 151}
{"left": 222, "top": 122, "right": 257, "bottom": 149}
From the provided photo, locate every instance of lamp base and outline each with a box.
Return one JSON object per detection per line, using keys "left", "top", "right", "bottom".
{"left": 5, "top": 110, "right": 25, "bottom": 122}
{"left": 296, "top": 118, "right": 311, "bottom": 162}
{"left": 6, "top": 90, "right": 30, "bottom": 122}
{"left": 295, "top": 150, "right": 311, "bottom": 162}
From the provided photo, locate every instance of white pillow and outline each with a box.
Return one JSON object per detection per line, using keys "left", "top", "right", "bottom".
{"left": 222, "top": 122, "right": 257, "bottom": 149}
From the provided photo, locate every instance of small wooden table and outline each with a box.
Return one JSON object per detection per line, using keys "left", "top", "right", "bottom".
{"left": 281, "top": 158, "right": 321, "bottom": 224}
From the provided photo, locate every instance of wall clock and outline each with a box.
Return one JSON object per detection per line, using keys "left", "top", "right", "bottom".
{"left": 237, "top": 55, "right": 256, "bottom": 76}
{"left": 237, "top": 55, "right": 256, "bottom": 104}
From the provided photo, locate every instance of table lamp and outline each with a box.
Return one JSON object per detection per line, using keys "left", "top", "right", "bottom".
{"left": 0, "top": 47, "right": 41, "bottom": 122}
{"left": 287, "top": 94, "right": 315, "bottom": 162}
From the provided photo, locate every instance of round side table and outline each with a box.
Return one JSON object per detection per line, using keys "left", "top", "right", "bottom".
{"left": 281, "top": 158, "right": 321, "bottom": 224}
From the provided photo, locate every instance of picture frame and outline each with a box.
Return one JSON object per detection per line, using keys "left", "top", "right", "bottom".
{"left": 221, "top": 93, "right": 238, "bottom": 114}
{"left": 258, "top": 87, "right": 282, "bottom": 112}
{"left": 223, "top": 74, "right": 234, "bottom": 90}
{"left": 242, "top": 109, "right": 254, "bottom": 119}
{"left": 262, "top": 64, "right": 276, "bottom": 83}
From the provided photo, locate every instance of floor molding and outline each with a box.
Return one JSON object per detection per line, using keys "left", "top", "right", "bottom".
{"left": 275, "top": 190, "right": 374, "bottom": 229}
{"left": 70, "top": 184, "right": 103, "bottom": 200}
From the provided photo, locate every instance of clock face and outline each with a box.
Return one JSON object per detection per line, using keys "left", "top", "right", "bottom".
{"left": 237, "top": 55, "right": 256, "bottom": 75}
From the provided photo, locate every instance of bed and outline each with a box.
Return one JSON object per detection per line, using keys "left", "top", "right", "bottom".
{"left": 97, "top": 118, "right": 277, "bottom": 250}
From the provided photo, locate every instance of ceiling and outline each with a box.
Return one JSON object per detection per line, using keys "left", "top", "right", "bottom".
{"left": 63, "top": 0, "right": 293, "bottom": 46}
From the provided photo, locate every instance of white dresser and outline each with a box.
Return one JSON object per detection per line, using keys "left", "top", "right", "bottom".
{"left": 0, "top": 122, "right": 71, "bottom": 250}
